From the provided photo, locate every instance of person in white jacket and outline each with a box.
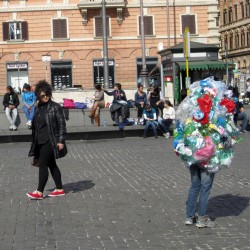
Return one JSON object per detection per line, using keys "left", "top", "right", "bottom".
{"left": 159, "top": 100, "right": 175, "bottom": 138}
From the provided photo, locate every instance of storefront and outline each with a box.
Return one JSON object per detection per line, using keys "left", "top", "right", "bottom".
{"left": 6, "top": 62, "right": 29, "bottom": 93}
{"left": 93, "top": 59, "right": 115, "bottom": 88}
{"left": 159, "top": 41, "right": 227, "bottom": 103}
{"left": 51, "top": 61, "right": 72, "bottom": 90}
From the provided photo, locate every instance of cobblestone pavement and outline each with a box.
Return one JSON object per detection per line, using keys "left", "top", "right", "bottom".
{"left": 0, "top": 135, "right": 250, "bottom": 250}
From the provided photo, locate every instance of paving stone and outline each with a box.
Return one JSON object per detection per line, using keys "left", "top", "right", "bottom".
{"left": 0, "top": 136, "right": 250, "bottom": 249}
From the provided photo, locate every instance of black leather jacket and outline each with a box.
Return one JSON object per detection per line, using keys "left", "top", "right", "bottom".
{"left": 29, "top": 100, "right": 67, "bottom": 159}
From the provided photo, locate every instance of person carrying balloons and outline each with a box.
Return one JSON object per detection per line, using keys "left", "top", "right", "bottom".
{"left": 173, "top": 77, "right": 241, "bottom": 228}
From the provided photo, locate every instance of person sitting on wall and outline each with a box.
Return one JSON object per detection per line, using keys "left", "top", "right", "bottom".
{"left": 88, "top": 84, "right": 105, "bottom": 127}
{"left": 147, "top": 84, "right": 164, "bottom": 117}
{"left": 3, "top": 86, "right": 20, "bottom": 131}
{"left": 158, "top": 100, "right": 175, "bottom": 138}
{"left": 143, "top": 103, "right": 158, "bottom": 139}
{"left": 135, "top": 84, "right": 147, "bottom": 119}
{"left": 104, "top": 83, "right": 129, "bottom": 126}
{"left": 22, "top": 83, "right": 37, "bottom": 128}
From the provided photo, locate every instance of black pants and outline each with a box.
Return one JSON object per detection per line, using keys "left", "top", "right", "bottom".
{"left": 37, "top": 141, "right": 63, "bottom": 193}
{"left": 135, "top": 103, "right": 144, "bottom": 118}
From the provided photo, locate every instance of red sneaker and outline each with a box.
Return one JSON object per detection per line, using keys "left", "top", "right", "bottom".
{"left": 27, "top": 190, "right": 43, "bottom": 200}
{"left": 48, "top": 190, "right": 65, "bottom": 197}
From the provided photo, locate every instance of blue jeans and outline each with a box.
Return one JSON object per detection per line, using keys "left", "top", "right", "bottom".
{"left": 23, "top": 105, "right": 35, "bottom": 122}
{"left": 237, "top": 112, "right": 249, "bottom": 131}
{"left": 144, "top": 120, "right": 158, "bottom": 136}
{"left": 186, "top": 165, "right": 215, "bottom": 218}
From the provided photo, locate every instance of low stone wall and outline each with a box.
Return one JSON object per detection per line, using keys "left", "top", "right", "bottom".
{"left": 0, "top": 108, "right": 139, "bottom": 130}
{"left": 52, "top": 89, "right": 138, "bottom": 105}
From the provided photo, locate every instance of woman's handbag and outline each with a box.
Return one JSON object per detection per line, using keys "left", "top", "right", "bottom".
{"left": 63, "top": 99, "right": 75, "bottom": 109}
{"left": 31, "top": 157, "right": 39, "bottom": 167}
{"left": 58, "top": 143, "right": 68, "bottom": 158}
{"left": 74, "top": 102, "right": 87, "bottom": 109}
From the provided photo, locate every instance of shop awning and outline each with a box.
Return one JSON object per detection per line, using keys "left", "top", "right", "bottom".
{"left": 178, "top": 61, "right": 226, "bottom": 71}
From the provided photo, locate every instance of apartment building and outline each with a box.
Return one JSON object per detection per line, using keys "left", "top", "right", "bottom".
{"left": 0, "top": 0, "right": 219, "bottom": 94}
{"left": 219, "top": 0, "right": 250, "bottom": 85}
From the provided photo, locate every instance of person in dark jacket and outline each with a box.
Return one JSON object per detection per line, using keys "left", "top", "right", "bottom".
{"left": 27, "top": 80, "right": 67, "bottom": 200}
{"left": 147, "top": 84, "right": 164, "bottom": 117}
{"left": 135, "top": 84, "right": 147, "bottom": 118}
{"left": 2, "top": 86, "right": 20, "bottom": 131}
{"left": 104, "top": 83, "right": 129, "bottom": 125}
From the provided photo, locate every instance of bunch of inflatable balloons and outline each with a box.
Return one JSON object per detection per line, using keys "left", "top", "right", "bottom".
{"left": 173, "top": 77, "right": 241, "bottom": 173}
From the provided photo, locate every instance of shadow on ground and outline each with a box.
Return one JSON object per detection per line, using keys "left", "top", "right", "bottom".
{"left": 47, "top": 180, "right": 95, "bottom": 194}
{"left": 209, "top": 194, "right": 250, "bottom": 218}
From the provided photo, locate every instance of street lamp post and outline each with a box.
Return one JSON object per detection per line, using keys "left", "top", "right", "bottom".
{"left": 139, "top": 0, "right": 149, "bottom": 88}
{"left": 166, "top": 0, "right": 170, "bottom": 48}
{"left": 225, "top": 43, "right": 229, "bottom": 86}
{"left": 102, "top": 0, "right": 109, "bottom": 89}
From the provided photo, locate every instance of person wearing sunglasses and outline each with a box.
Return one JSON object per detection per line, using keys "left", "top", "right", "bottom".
{"left": 27, "top": 80, "right": 67, "bottom": 200}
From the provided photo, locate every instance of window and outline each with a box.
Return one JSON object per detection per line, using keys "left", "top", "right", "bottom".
{"left": 224, "top": 34, "right": 228, "bottom": 51}
{"left": 138, "top": 16, "right": 154, "bottom": 36}
{"left": 235, "top": 31, "right": 239, "bottom": 48}
{"left": 181, "top": 15, "right": 196, "bottom": 34}
{"left": 215, "top": 16, "right": 219, "bottom": 27}
{"left": 93, "top": 59, "right": 115, "bottom": 88}
{"left": 246, "top": 1, "right": 250, "bottom": 17}
{"left": 94, "top": 16, "right": 110, "bottom": 38}
{"left": 229, "top": 7, "right": 233, "bottom": 22}
{"left": 241, "top": 2, "right": 245, "bottom": 18}
{"left": 243, "top": 60, "right": 246, "bottom": 68}
{"left": 234, "top": 4, "right": 238, "bottom": 21}
{"left": 223, "top": 9, "right": 227, "bottom": 24}
{"left": 247, "top": 27, "right": 250, "bottom": 46}
{"left": 229, "top": 32, "right": 233, "bottom": 49}
{"left": 2, "top": 21, "right": 28, "bottom": 41}
{"left": 52, "top": 19, "right": 67, "bottom": 39}
{"left": 241, "top": 28, "right": 245, "bottom": 47}
{"left": 51, "top": 61, "right": 72, "bottom": 89}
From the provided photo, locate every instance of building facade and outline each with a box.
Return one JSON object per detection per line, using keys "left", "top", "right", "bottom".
{"left": 0, "top": 0, "right": 219, "bottom": 95}
{"left": 219, "top": 0, "right": 250, "bottom": 88}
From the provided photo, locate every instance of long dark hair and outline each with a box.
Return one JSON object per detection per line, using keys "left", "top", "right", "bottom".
{"left": 164, "top": 100, "right": 173, "bottom": 107}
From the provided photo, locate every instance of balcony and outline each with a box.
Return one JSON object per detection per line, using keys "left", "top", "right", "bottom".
{"left": 78, "top": 0, "right": 127, "bottom": 8}
{"left": 78, "top": 0, "right": 127, "bottom": 25}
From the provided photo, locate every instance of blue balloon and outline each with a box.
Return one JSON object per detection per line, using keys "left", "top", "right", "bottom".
{"left": 193, "top": 110, "right": 204, "bottom": 120}
{"left": 173, "top": 140, "right": 179, "bottom": 149}
{"left": 200, "top": 80, "right": 212, "bottom": 88}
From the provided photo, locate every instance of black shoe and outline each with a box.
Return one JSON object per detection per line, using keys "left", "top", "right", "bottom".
{"left": 143, "top": 134, "right": 147, "bottom": 138}
{"left": 155, "top": 135, "right": 158, "bottom": 139}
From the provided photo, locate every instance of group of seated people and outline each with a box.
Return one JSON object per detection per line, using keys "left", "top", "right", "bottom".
{"left": 3, "top": 82, "right": 249, "bottom": 136}
{"left": 3, "top": 84, "right": 36, "bottom": 131}
{"left": 92, "top": 82, "right": 176, "bottom": 138}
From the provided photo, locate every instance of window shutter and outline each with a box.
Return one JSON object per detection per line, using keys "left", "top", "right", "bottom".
{"left": 53, "top": 19, "right": 67, "bottom": 39}
{"left": 95, "top": 17, "right": 109, "bottom": 37}
{"left": 95, "top": 17, "right": 103, "bottom": 37}
{"left": 22, "top": 21, "right": 28, "bottom": 40}
{"left": 2, "top": 22, "right": 9, "bottom": 41}
{"left": 144, "top": 16, "right": 153, "bottom": 35}
{"left": 182, "top": 15, "right": 196, "bottom": 34}
{"left": 139, "top": 16, "right": 153, "bottom": 36}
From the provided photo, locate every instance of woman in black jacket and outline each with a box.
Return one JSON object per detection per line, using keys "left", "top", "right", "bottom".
{"left": 27, "top": 80, "right": 67, "bottom": 200}
{"left": 104, "top": 83, "right": 129, "bottom": 125}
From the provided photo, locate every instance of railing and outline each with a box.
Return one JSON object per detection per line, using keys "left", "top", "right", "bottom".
{"left": 79, "top": 0, "right": 126, "bottom": 4}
